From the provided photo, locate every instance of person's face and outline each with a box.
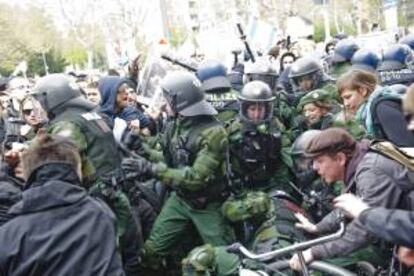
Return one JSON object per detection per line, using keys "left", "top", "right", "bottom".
{"left": 282, "top": 56, "right": 295, "bottom": 69}
{"left": 22, "top": 101, "right": 41, "bottom": 126}
{"left": 312, "top": 153, "right": 346, "bottom": 184}
{"left": 303, "top": 103, "right": 325, "bottom": 125}
{"left": 116, "top": 83, "right": 130, "bottom": 111}
{"left": 246, "top": 103, "right": 267, "bottom": 123}
{"left": 297, "top": 75, "right": 314, "bottom": 92}
{"left": 86, "top": 88, "right": 101, "bottom": 104}
{"left": 341, "top": 88, "right": 367, "bottom": 116}
{"left": 127, "top": 88, "right": 137, "bottom": 106}
{"left": 9, "top": 78, "right": 31, "bottom": 95}
{"left": 327, "top": 45, "right": 335, "bottom": 56}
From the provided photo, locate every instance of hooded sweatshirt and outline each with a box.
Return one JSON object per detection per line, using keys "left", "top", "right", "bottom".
{"left": 98, "top": 76, "right": 149, "bottom": 128}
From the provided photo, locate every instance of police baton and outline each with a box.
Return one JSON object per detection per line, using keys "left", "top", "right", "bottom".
{"left": 236, "top": 23, "right": 256, "bottom": 63}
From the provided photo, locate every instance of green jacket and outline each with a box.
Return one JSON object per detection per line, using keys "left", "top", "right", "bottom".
{"left": 331, "top": 62, "right": 352, "bottom": 79}
{"left": 226, "top": 117, "right": 293, "bottom": 193}
{"left": 48, "top": 109, "right": 121, "bottom": 182}
{"left": 144, "top": 115, "right": 229, "bottom": 197}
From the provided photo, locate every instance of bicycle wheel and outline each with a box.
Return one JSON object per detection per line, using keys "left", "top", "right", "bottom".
{"left": 264, "top": 260, "right": 357, "bottom": 276}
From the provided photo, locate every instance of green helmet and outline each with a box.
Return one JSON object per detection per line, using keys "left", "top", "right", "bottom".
{"left": 161, "top": 71, "right": 217, "bottom": 117}
{"left": 32, "top": 73, "right": 94, "bottom": 116}
{"left": 182, "top": 244, "right": 216, "bottom": 276}
{"left": 238, "top": 80, "right": 275, "bottom": 124}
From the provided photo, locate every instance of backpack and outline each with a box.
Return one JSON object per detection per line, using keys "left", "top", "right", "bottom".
{"left": 358, "top": 86, "right": 414, "bottom": 146}
{"left": 370, "top": 140, "right": 414, "bottom": 171}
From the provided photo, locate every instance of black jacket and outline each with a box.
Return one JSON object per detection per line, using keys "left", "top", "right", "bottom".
{"left": 360, "top": 207, "right": 414, "bottom": 248}
{"left": 0, "top": 172, "right": 22, "bottom": 226}
{"left": 0, "top": 162, "right": 125, "bottom": 276}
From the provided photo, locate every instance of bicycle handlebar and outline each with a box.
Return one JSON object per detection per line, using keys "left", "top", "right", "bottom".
{"left": 227, "top": 221, "right": 346, "bottom": 260}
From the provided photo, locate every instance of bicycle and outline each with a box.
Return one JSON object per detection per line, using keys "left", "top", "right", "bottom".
{"left": 226, "top": 220, "right": 357, "bottom": 276}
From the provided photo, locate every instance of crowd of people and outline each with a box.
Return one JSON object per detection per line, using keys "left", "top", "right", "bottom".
{"left": 0, "top": 31, "right": 414, "bottom": 276}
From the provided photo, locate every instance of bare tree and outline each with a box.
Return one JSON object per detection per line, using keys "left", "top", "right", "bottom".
{"left": 56, "top": 0, "right": 102, "bottom": 69}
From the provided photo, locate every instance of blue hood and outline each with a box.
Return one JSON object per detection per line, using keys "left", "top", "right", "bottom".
{"left": 98, "top": 76, "right": 151, "bottom": 128}
{"left": 98, "top": 76, "right": 128, "bottom": 118}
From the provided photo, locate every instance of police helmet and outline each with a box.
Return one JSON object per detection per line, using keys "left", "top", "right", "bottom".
{"left": 377, "top": 44, "right": 414, "bottom": 71}
{"left": 196, "top": 60, "right": 231, "bottom": 93}
{"left": 32, "top": 73, "right": 95, "bottom": 116}
{"left": 238, "top": 81, "right": 275, "bottom": 124}
{"left": 244, "top": 58, "right": 279, "bottom": 90}
{"left": 399, "top": 34, "right": 414, "bottom": 51}
{"left": 288, "top": 57, "right": 324, "bottom": 91}
{"left": 351, "top": 48, "right": 381, "bottom": 73}
{"left": 332, "top": 39, "right": 359, "bottom": 63}
{"left": 161, "top": 71, "right": 217, "bottom": 117}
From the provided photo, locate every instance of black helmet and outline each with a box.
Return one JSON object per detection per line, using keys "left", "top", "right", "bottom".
{"left": 332, "top": 39, "right": 359, "bottom": 63}
{"left": 238, "top": 80, "right": 275, "bottom": 124}
{"left": 291, "top": 130, "right": 321, "bottom": 185}
{"left": 291, "top": 129, "right": 321, "bottom": 156}
{"left": 399, "top": 34, "right": 414, "bottom": 51}
{"left": 377, "top": 44, "right": 414, "bottom": 71}
{"left": 351, "top": 48, "right": 381, "bottom": 73}
{"left": 288, "top": 57, "right": 323, "bottom": 92}
{"left": 244, "top": 58, "right": 279, "bottom": 90}
{"left": 196, "top": 60, "right": 231, "bottom": 93}
{"left": 32, "top": 73, "right": 94, "bottom": 116}
{"left": 161, "top": 71, "right": 217, "bottom": 117}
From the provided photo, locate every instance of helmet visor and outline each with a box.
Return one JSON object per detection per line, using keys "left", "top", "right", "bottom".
{"left": 240, "top": 101, "right": 273, "bottom": 124}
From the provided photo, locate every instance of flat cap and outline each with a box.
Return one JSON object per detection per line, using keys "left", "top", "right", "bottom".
{"left": 305, "top": 128, "right": 356, "bottom": 157}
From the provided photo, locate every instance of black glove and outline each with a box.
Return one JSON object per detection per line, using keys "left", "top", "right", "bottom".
{"left": 122, "top": 156, "right": 156, "bottom": 180}
{"left": 122, "top": 131, "right": 144, "bottom": 154}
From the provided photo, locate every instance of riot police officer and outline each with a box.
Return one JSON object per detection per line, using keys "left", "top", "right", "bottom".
{"left": 122, "top": 71, "right": 235, "bottom": 271}
{"left": 32, "top": 74, "right": 141, "bottom": 275}
{"left": 377, "top": 44, "right": 414, "bottom": 71}
{"left": 377, "top": 44, "right": 414, "bottom": 86}
{"left": 196, "top": 60, "right": 239, "bottom": 124}
{"left": 330, "top": 38, "right": 359, "bottom": 78}
{"left": 288, "top": 57, "right": 337, "bottom": 105}
{"left": 351, "top": 48, "right": 381, "bottom": 73}
{"left": 226, "top": 80, "right": 294, "bottom": 195}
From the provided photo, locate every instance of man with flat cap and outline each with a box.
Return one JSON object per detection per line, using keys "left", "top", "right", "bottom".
{"left": 289, "top": 128, "right": 414, "bottom": 270}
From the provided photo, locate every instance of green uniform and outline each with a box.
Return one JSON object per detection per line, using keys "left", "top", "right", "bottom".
{"left": 331, "top": 62, "right": 352, "bottom": 79}
{"left": 273, "top": 94, "right": 296, "bottom": 130}
{"left": 204, "top": 89, "right": 239, "bottom": 126}
{"left": 332, "top": 111, "right": 366, "bottom": 140}
{"left": 226, "top": 117, "right": 293, "bottom": 194}
{"left": 47, "top": 109, "right": 134, "bottom": 240}
{"left": 143, "top": 115, "right": 235, "bottom": 267}
{"left": 183, "top": 194, "right": 307, "bottom": 276}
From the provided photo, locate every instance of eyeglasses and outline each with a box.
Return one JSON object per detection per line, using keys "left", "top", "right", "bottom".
{"left": 22, "top": 109, "right": 34, "bottom": 116}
